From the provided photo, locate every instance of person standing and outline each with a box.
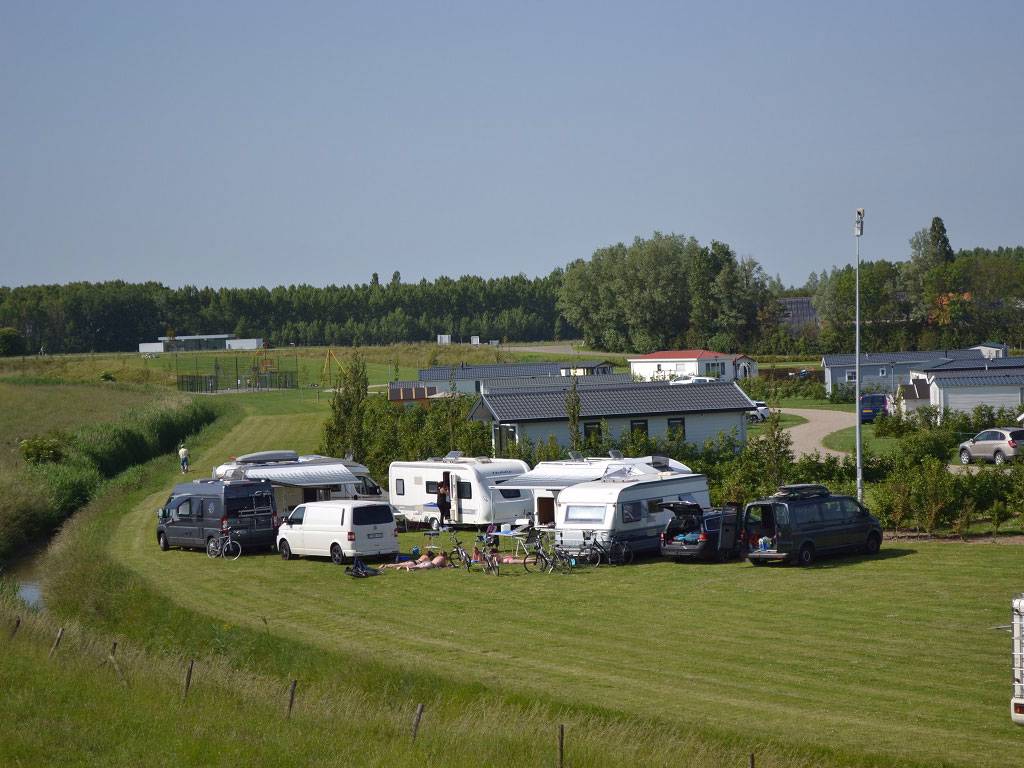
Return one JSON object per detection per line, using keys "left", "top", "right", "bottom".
{"left": 436, "top": 479, "right": 451, "bottom": 527}
{"left": 178, "top": 444, "right": 190, "bottom": 474}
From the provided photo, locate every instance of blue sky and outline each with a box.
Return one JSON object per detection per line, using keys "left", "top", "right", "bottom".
{"left": 2, "top": 1, "right": 1022, "bottom": 288}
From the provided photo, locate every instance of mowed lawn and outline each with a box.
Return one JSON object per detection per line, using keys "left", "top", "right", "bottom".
{"left": 822, "top": 423, "right": 902, "bottom": 457}
{"left": 109, "top": 402, "right": 1024, "bottom": 768}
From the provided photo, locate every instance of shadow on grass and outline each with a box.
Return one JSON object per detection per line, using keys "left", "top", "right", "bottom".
{"left": 808, "top": 547, "right": 917, "bottom": 568}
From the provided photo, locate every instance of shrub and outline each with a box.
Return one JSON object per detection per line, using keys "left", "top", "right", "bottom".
{"left": 33, "top": 461, "right": 103, "bottom": 516}
{"left": 19, "top": 434, "right": 68, "bottom": 464}
{"left": 897, "top": 429, "right": 957, "bottom": 465}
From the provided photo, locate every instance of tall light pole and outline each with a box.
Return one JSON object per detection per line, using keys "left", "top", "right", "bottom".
{"left": 854, "top": 208, "right": 865, "bottom": 502}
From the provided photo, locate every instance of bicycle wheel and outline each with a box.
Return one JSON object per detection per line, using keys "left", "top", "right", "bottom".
{"left": 523, "top": 552, "right": 540, "bottom": 573}
{"left": 206, "top": 537, "right": 222, "bottom": 558}
{"left": 223, "top": 540, "right": 242, "bottom": 560}
{"left": 611, "top": 541, "right": 634, "bottom": 565}
{"left": 582, "top": 546, "right": 602, "bottom": 567}
{"left": 487, "top": 556, "right": 499, "bottom": 576}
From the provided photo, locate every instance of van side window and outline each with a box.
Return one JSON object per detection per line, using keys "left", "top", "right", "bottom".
{"left": 839, "top": 498, "right": 863, "bottom": 520}
{"left": 425, "top": 481, "right": 439, "bottom": 494}
{"left": 820, "top": 500, "right": 846, "bottom": 523}
{"left": 176, "top": 500, "right": 192, "bottom": 519}
{"left": 289, "top": 506, "right": 305, "bottom": 525}
{"left": 621, "top": 501, "right": 643, "bottom": 524}
{"left": 189, "top": 498, "right": 203, "bottom": 518}
{"left": 395, "top": 479, "right": 405, "bottom": 496}
{"left": 792, "top": 503, "right": 822, "bottom": 526}
{"left": 359, "top": 477, "right": 382, "bottom": 495}
{"left": 456, "top": 481, "right": 472, "bottom": 499}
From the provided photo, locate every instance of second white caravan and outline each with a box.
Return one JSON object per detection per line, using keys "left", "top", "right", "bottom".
{"left": 389, "top": 453, "right": 532, "bottom": 529}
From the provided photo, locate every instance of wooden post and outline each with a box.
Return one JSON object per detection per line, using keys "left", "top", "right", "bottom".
{"left": 110, "top": 641, "right": 118, "bottom": 658}
{"left": 182, "top": 659, "right": 195, "bottom": 701}
{"left": 411, "top": 703, "right": 425, "bottom": 741}
{"left": 286, "top": 679, "right": 297, "bottom": 719}
{"left": 9, "top": 616, "right": 21, "bottom": 639}
{"left": 48, "top": 628, "right": 65, "bottom": 659}
{"left": 749, "top": 753, "right": 755, "bottom": 768}
{"left": 557, "top": 723, "right": 564, "bottom": 768}
{"left": 108, "top": 653, "right": 128, "bottom": 688}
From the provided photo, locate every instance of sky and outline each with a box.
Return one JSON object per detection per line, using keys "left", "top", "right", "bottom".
{"left": 2, "top": 1, "right": 1022, "bottom": 289}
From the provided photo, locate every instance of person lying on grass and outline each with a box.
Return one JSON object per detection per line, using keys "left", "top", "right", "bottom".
{"left": 473, "top": 544, "right": 526, "bottom": 565}
{"left": 383, "top": 551, "right": 450, "bottom": 570}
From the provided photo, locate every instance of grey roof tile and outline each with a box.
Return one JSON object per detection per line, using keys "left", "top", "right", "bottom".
{"left": 482, "top": 373, "right": 634, "bottom": 391}
{"left": 822, "top": 349, "right": 984, "bottom": 367}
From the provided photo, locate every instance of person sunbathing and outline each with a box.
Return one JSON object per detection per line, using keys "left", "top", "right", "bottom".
{"left": 386, "top": 551, "right": 449, "bottom": 570}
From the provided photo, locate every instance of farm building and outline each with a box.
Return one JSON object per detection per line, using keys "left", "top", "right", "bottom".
{"left": 468, "top": 379, "right": 753, "bottom": 454}
{"left": 627, "top": 350, "right": 757, "bottom": 382}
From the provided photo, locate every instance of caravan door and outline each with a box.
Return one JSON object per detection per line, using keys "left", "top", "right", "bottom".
{"left": 448, "top": 473, "right": 462, "bottom": 524}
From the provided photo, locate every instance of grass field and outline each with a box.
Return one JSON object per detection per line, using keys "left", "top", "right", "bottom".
{"left": 10, "top": 394, "right": 1015, "bottom": 767}
{"left": 821, "top": 423, "right": 902, "bottom": 457}
{"left": 774, "top": 398, "right": 855, "bottom": 412}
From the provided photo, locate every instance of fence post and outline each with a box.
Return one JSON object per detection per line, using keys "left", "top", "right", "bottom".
{"left": 9, "top": 616, "right": 20, "bottom": 639}
{"left": 557, "top": 723, "right": 564, "bottom": 768}
{"left": 286, "top": 679, "right": 297, "bottom": 719}
{"left": 749, "top": 753, "right": 755, "bottom": 768}
{"left": 182, "top": 659, "right": 195, "bottom": 701}
{"left": 411, "top": 703, "right": 425, "bottom": 741}
{"left": 48, "top": 627, "right": 65, "bottom": 659}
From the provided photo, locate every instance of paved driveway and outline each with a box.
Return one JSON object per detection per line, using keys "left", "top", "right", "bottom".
{"left": 781, "top": 407, "right": 853, "bottom": 458}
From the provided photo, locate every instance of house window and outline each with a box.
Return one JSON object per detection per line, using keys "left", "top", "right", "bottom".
{"left": 583, "top": 422, "right": 601, "bottom": 442}
{"left": 667, "top": 418, "right": 686, "bottom": 439}
{"left": 395, "top": 479, "right": 405, "bottom": 496}
{"left": 629, "top": 419, "right": 648, "bottom": 436}
{"left": 879, "top": 367, "right": 887, "bottom": 377}
{"left": 845, "top": 370, "right": 857, "bottom": 383}
{"left": 704, "top": 361, "right": 725, "bottom": 377}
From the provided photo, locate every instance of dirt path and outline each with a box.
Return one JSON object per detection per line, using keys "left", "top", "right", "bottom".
{"left": 781, "top": 407, "right": 853, "bottom": 458}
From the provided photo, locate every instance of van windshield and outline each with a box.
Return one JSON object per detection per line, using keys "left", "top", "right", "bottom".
{"left": 352, "top": 504, "right": 393, "bottom": 525}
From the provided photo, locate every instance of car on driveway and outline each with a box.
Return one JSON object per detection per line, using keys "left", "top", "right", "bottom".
{"left": 859, "top": 393, "right": 889, "bottom": 423}
{"left": 958, "top": 428, "right": 1024, "bottom": 465}
{"left": 747, "top": 400, "right": 770, "bottom": 423}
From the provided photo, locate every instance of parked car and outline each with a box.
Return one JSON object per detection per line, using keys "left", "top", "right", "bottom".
{"left": 659, "top": 501, "right": 743, "bottom": 561}
{"left": 156, "top": 479, "right": 277, "bottom": 553}
{"left": 747, "top": 401, "right": 770, "bottom": 423}
{"left": 958, "top": 428, "right": 1024, "bottom": 465}
{"left": 277, "top": 500, "right": 399, "bottom": 563}
{"left": 859, "top": 393, "right": 889, "bottom": 423}
{"left": 744, "top": 484, "right": 883, "bottom": 566}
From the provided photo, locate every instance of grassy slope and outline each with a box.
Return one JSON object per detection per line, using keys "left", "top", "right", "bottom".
{"left": 35, "top": 393, "right": 1016, "bottom": 767}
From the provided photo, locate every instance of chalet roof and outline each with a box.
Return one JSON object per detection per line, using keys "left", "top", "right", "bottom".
{"left": 932, "top": 373, "right": 1024, "bottom": 387}
{"left": 482, "top": 373, "right": 634, "bottom": 392}
{"left": 419, "top": 361, "right": 609, "bottom": 381}
{"left": 470, "top": 380, "right": 753, "bottom": 423}
{"left": 919, "top": 356, "right": 1024, "bottom": 373}
{"left": 822, "top": 349, "right": 984, "bottom": 368}
{"left": 627, "top": 349, "right": 728, "bottom": 361}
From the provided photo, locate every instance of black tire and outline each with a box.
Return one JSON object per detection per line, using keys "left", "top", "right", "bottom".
{"left": 797, "top": 543, "right": 815, "bottom": 567}
{"left": 994, "top": 451, "right": 1006, "bottom": 465}
{"left": 611, "top": 541, "right": 634, "bottom": 565}
{"left": 864, "top": 532, "right": 881, "bottom": 555}
{"left": 279, "top": 539, "right": 292, "bottom": 560}
{"left": 330, "top": 543, "right": 345, "bottom": 565}
{"left": 750, "top": 558, "right": 767, "bottom": 567}
{"left": 959, "top": 449, "right": 972, "bottom": 465}
{"left": 523, "top": 553, "right": 540, "bottom": 573}
{"left": 158, "top": 532, "right": 168, "bottom": 551}
{"left": 582, "top": 546, "right": 602, "bottom": 567}
{"left": 223, "top": 540, "right": 242, "bottom": 560}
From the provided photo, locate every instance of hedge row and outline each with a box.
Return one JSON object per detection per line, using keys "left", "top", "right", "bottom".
{"left": 0, "top": 399, "right": 217, "bottom": 566}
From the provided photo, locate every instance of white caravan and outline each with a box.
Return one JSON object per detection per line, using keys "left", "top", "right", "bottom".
{"left": 214, "top": 450, "right": 387, "bottom": 515}
{"left": 497, "top": 454, "right": 694, "bottom": 527}
{"left": 277, "top": 500, "right": 399, "bottom": 563}
{"left": 554, "top": 471, "right": 711, "bottom": 555}
{"left": 388, "top": 453, "right": 532, "bottom": 529}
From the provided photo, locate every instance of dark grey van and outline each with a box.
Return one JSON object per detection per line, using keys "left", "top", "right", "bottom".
{"left": 156, "top": 479, "right": 277, "bottom": 553}
{"left": 744, "top": 484, "right": 882, "bottom": 566}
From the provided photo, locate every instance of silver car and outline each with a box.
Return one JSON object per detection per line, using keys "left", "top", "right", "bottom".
{"left": 958, "top": 428, "right": 1024, "bottom": 465}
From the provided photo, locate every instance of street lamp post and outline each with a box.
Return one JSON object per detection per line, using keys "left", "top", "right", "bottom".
{"left": 854, "top": 208, "right": 865, "bottom": 502}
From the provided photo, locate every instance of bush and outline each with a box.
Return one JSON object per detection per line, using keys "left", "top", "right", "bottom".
{"left": 19, "top": 434, "right": 68, "bottom": 464}
{"left": 897, "top": 429, "right": 957, "bottom": 464}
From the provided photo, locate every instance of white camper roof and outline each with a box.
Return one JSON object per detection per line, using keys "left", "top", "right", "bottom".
{"left": 496, "top": 455, "right": 692, "bottom": 491}
{"left": 555, "top": 472, "right": 709, "bottom": 505}
{"left": 215, "top": 455, "right": 362, "bottom": 487}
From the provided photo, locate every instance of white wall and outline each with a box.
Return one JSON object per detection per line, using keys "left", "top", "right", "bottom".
{"left": 933, "top": 384, "right": 1023, "bottom": 413}
{"left": 514, "top": 411, "right": 747, "bottom": 450}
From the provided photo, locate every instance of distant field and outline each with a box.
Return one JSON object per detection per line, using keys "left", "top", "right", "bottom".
{"left": 0, "top": 382, "right": 169, "bottom": 471}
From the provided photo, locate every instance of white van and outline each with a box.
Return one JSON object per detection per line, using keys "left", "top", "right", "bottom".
{"left": 276, "top": 500, "right": 398, "bottom": 564}
{"left": 389, "top": 454, "right": 532, "bottom": 529}
{"left": 554, "top": 472, "right": 711, "bottom": 555}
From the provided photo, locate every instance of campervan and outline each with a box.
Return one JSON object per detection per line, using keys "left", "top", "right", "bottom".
{"left": 388, "top": 453, "right": 532, "bottom": 529}
{"left": 497, "top": 455, "right": 694, "bottom": 527}
{"left": 554, "top": 471, "right": 711, "bottom": 556}
{"left": 213, "top": 450, "right": 387, "bottom": 514}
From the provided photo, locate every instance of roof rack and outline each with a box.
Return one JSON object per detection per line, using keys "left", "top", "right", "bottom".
{"left": 771, "top": 483, "right": 830, "bottom": 500}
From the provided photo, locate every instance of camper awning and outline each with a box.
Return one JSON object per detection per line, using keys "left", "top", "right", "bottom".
{"left": 243, "top": 461, "right": 359, "bottom": 487}
{"left": 495, "top": 456, "right": 692, "bottom": 491}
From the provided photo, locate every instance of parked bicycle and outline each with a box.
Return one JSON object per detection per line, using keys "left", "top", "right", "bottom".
{"left": 207, "top": 527, "right": 242, "bottom": 560}
{"left": 475, "top": 535, "right": 500, "bottom": 576}
{"left": 579, "top": 530, "right": 634, "bottom": 566}
{"left": 444, "top": 528, "right": 473, "bottom": 572}
{"left": 523, "top": 531, "right": 575, "bottom": 574}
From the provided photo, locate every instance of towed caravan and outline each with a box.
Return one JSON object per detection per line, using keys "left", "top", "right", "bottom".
{"left": 496, "top": 453, "right": 695, "bottom": 527}
{"left": 554, "top": 469, "right": 711, "bottom": 556}
{"left": 214, "top": 450, "right": 386, "bottom": 515}
{"left": 389, "top": 453, "right": 532, "bottom": 529}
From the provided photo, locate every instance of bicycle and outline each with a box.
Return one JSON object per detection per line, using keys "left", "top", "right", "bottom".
{"left": 444, "top": 528, "right": 473, "bottom": 572}
{"left": 523, "top": 531, "right": 574, "bottom": 574}
{"left": 579, "top": 530, "right": 633, "bottom": 566}
{"left": 207, "top": 528, "right": 242, "bottom": 560}
{"left": 475, "top": 535, "right": 500, "bottom": 576}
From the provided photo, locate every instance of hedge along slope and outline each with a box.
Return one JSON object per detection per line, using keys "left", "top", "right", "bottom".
{"left": 0, "top": 398, "right": 217, "bottom": 566}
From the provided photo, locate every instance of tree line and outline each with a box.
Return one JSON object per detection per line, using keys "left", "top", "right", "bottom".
{"left": 2, "top": 217, "right": 1022, "bottom": 356}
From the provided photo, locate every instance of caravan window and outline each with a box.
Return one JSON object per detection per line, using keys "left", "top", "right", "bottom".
{"left": 565, "top": 505, "right": 605, "bottom": 523}
{"left": 426, "top": 481, "right": 439, "bottom": 494}
{"left": 456, "top": 481, "right": 472, "bottom": 499}
{"left": 621, "top": 502, "right": 643, "bottom": 524}
{"left": 498, "top": 488, "right": 521, "bottom": 499}
{"left": 395, "top": 479, "right": 405, "bottom": 496}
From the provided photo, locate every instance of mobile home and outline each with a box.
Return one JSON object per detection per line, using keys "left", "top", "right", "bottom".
{"left": 554, "top": 472, "right": 711, "bottom": 555}
{"left": 497, "top": 454, "right": 694, "bottom": 527}
{"left": 389, "top": 453, "right": 532, "bottom": 529}
{"left": 214, "top": 450, "right": 387, "bottom": 514}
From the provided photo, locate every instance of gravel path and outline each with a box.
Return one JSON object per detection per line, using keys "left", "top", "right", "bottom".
{"left": 781, "top": 407, "right": 853, "bottom": 458}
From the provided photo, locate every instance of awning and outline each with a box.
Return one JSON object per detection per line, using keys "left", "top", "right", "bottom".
{"left": 495, "top": 456, "right": 693, "bottom": 491}
{"left": 242, "top": 460, "right": 360, "bottom": 487}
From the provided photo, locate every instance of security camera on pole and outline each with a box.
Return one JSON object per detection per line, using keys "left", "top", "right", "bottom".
{"left": 854, "top": 208, "right": 865, "bottom": 502}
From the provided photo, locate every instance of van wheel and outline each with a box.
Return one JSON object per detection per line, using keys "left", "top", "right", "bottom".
{"left": 797, "top": 544, "right": 815, "bottom": 567}
{"left": 864, "top": 532, "right": 881, "bottom": 555}
{"left": 280, "top": 540, "right": 292, "bottom": 560}
{"left": 330, "top": 544, "right": 345, "bottom": 565}
{"left": 158, "top": 532, "right": 168, "bottom": 551}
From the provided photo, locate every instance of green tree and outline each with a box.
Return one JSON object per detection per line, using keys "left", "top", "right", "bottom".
{"left": 0, "top": 327, "right": 27, "bottom": 356}
{"left": 320, "top": 353, "right": 369, "bottom": 460}
{"left": 565, "top": 376, "right": 581, "bottom": 452}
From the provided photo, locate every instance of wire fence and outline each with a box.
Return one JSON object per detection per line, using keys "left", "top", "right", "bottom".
{"left": 172, "top": 353, "right": 300, "bottom": 393}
